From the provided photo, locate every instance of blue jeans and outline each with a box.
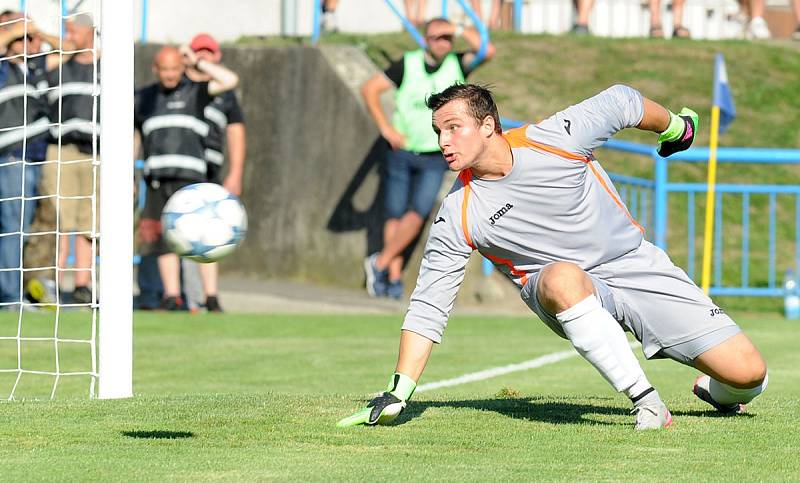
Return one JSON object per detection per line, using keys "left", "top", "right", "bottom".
{"left": 384, "top": 149, "right": 447, "bottom": 219}
{"left": 0, "top": 158, "right": 40, "bottom": 303}
{"left": 136, "top": 253, "right": 163, "bottom": 309}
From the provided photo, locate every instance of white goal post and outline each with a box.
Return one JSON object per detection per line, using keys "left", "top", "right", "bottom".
{"left": 0, "top": 0, "right": 132, "bottom": 400}
{"left": 97, "top": 0, "right": 133, "bottom": 399}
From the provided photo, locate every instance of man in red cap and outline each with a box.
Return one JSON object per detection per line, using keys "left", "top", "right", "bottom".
{"left": 181, "top": 33, "right": 246, "bottom": 313}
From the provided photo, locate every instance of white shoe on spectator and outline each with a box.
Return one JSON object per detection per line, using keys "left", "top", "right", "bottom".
{"left": 746, "top": 17, "right": 771, "bottom": 39}
{"left": 322, "top": 11, "right": 338, "bottom": 33}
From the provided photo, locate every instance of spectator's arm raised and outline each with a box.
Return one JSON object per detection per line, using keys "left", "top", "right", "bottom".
{"left": 459, "top": 25, "right": 495, "bottom": 70}
{"left": 180, "top": 44, "right": 238, "bottom": 96}
{"left": 361, "top": 73, "right": 405, "bottom": 150}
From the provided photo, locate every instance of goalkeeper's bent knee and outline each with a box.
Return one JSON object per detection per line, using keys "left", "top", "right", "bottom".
{"left": 709, "top": 373, "right": 768, "bottom": 405}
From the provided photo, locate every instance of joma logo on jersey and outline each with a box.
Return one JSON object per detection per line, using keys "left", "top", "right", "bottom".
{"left": 489, "top": 203, "right": 514, "bottom": 226}
{"left": 709, "top": 307, "right": 725, "bottom": 317}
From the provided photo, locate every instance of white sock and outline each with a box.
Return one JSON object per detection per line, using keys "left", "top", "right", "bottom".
{"left": 709, "top": 373, "right": 769, "bottom": 405}
{"left": 601, "top": 311, "right": 653, "bottom": 400}
{"left": 557, "top": 295, "right": 651, "bottom": 397}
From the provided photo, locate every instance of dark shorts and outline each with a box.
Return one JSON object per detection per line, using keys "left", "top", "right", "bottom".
{"left": 139, "top": 179, "right": 194, "bottom": 256}
{"left": 206, "top": 164, "right": 222, "bottom": 185}
{"left": 384, "top": 149, "right": 448, "bottom": 219}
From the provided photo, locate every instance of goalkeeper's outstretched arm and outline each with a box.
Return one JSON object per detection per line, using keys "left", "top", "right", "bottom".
{"left": 337, "top": 330, "right": 433, "bottom": 428}
{"left": 338, "top": 194, "right": 470, "bottom": 427}
{"left": 395, "top": 329, "right": 434, "bottom": 381}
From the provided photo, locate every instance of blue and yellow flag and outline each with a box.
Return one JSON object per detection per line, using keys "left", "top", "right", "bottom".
{"left": 713, "top": 53, "right": 736, "bottom": 134}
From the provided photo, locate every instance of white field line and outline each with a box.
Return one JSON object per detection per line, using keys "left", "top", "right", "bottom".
{"left": 415, "top": 342, "right": 640, "bottom": 394}
{"left": 416, "top": 349, "right": 578, "bottom": 393}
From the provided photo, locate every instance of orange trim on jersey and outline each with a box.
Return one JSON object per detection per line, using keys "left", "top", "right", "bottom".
{"left": 503, "top": 125, "right": 644, "bottom": 235}
{"left": 458, "top": 168, "right": 528, "bottom": 285}
{"left": 483, "top": 252, "right": 529, "bottom": 286}
{"left": 503, "top": 125, "right": 590, "bottom": 162}
{"left": 586, "top": 162, "right": 645, "bottom": 234}
{"left": 458, "top": 169, "right": 475, "bottom": 249}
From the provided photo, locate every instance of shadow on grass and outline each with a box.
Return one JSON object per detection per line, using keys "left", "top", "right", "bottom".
{"left": 396, "top": 395, "right": 625, "bottom": 426}
{"left": 387, "top": 396, "right": 754, "bottom": 426}
{"left": 121, "top": 430, "right": 196, "bottom": 439}
{"left": 671, "top": 409, "right": 754, "bottom": 418}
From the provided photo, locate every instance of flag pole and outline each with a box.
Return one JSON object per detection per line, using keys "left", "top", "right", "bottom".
{"left": 701, "top": 105, "right": 721, "bottom": 295}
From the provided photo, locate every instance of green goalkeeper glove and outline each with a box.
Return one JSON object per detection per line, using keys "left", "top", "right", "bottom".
{"left": 657, "top": 107, "right": 699, "bottom": 158}
{"left": 336, "top": 373, "right": 417, "bottom": 427}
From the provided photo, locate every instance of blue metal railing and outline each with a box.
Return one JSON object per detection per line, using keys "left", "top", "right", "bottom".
{"left": 604, "top": 139, "right": 800, "bottom": 297}
{"left": 141, "top": 0, "right": 149, "bottom": 43}
{"left": 133, "top": 159, "right": 146, "bottom": 265}
{"left": 139, "top": 0, "right": 522, "bottom": 46}
{"left": 311, "top": 0, "right": 322, "bottom": 46}
{"left": 513, "top": 0, "right": 523, "bottom": 31}
{"left": 378, "top": 0, "right": 491, "bottom": 68}
{"left": 502, "top": 117, "right": 800, "bottom": 297}
{"left": 450, "top": 0, "right": 490, "bottom": 68}
{"left": 384, "top": 0, "right": 426, "bottom": 48}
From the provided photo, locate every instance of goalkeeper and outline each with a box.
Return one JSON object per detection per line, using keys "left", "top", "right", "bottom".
{"left": 339, "top": 84, "right": 768, "bottom": 430}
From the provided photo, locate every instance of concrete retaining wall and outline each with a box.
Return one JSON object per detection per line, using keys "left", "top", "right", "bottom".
{"left": 135, "top": 44, "right": 387, "bottom": 286}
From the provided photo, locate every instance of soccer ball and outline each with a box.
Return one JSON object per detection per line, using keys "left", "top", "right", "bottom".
{"left": 161, "top": 183, "right": 247, "bottom": 263}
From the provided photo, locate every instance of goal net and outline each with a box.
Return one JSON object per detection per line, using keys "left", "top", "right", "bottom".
{"left": 0, "top": 0, "right": 131, "bottom": 400}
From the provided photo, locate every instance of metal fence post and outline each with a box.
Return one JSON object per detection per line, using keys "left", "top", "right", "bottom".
{"left": 653, "top": 153, "right": 668, "bottom": 250}
{"left": 311, "top": 0, "right": 321, "bottom": 45}
{"left": 514, "top": 0, "right": 522, "bottom": 31}
{"left": 140, "top": 0, "right": 149, "bottom": 43}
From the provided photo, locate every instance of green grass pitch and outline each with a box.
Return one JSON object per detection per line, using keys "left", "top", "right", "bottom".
{"left": 0, "top": 310, "right": 798, "bottom": 480}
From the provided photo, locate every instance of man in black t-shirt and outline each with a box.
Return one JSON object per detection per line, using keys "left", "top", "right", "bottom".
{"left": 186, "top": 33, "right": 246, "bottom": 196}
{"left": 177, "top": 33, "right": 246, "bottom": 313}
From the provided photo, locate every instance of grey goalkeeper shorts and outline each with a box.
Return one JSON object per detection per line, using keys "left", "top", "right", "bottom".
{"left": 520, "top": 240, "right": 740, "bottom": 367}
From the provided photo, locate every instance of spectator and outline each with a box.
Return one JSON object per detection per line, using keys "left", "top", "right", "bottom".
{"left": 2, "top": 12, "right": 77, "bottom": 305}
{"left": 739, "top": 0, "right": 771, "bottom": 39}
{"left": 39, "top": 14, "right": 98, "bottom": 305}
{"left": 470, "top": 0, "right": 502, "bottom": 30}
{"left": 187, "top": 34, "right": 245, "bottom": 197}
{"left": 322, "top": 0, "right": 340, "bottom": 33}
{"left": 0, "top": 17, "right": 51, "bottom": 309}
{"left": 649, "top": 0, "right": 689, "bottom": 38}
{"left": 571, "top": 0, "right": 593, "bottom": 34}
{"left": 134, "top": 46, "right": 238, "bottom": 311}
{"left": 404, "top": 0, "right": 427, "bottom": 27}
{"left": 361, "top": 17, "right": 495, "bottom": 299}
{"left": 792, "top": 0, "right": 800, "bottom": 39}
{"left": 183, "top": 32, "right": 247, "bottom": 313}
{"left": 0, "top": 12, "right": 76, "bottom": 72}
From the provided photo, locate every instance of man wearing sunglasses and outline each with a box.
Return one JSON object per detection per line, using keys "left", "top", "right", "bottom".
{"left": 361, "top": 17, "right": 495, "bottom": 300}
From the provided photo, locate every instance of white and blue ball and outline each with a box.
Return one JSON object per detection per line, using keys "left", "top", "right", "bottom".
{"left": 161, "top": 183, "right": 247, "bottom": 263}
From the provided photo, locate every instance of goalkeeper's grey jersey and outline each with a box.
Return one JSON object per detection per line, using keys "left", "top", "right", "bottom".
{"left": 403, "top": 85, "right": 647, "bottom": 343}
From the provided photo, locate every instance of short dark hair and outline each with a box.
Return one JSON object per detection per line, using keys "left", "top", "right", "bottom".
{"left": 426, "top": 83, "right": 502, "bottom": 134}
{"left": 424, "top": 17, "right": 452, "bottom": 34}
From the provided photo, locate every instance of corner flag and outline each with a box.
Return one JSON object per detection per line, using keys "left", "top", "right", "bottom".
{"left": 713, "top": 53, "right": 736, "bottom": 134}
{"left": 702, "top": 53, "right": 735, "bottom": 294}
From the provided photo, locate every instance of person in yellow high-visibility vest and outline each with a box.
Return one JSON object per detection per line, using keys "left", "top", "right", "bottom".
{"left": 361, "top": 17, "right": 495, "bottom": 299}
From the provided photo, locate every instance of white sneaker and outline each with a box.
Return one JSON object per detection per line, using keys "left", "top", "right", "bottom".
{"left": 746, "top": 17, "right": 771, "bottom": 40}
{"left": 632, "top": 399, "right": 673, "bottom": 430}
{"left": 693, "top": 375, "right": 745, "bottom": 414}
{"left": 322, "top": 12, "right": 338, "bottom": 33}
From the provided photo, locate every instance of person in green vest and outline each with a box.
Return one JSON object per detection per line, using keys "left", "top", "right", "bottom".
{"left": 361, "top": 17, "right": 495, "bottom": 299}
